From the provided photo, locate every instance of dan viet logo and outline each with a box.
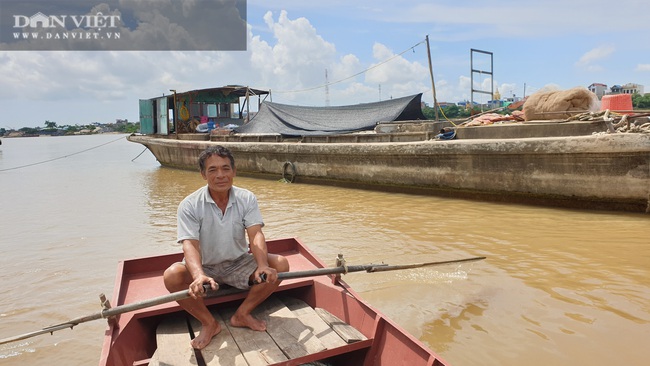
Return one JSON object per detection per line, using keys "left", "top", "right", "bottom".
{"left": 12, "top": 11, "right": 121, "bottom": 41}
{"left": 1, "top": 0, "right": 247, "bottom": 51}
{"left": 14, "top": 12, "right": 121, "bottom": 29}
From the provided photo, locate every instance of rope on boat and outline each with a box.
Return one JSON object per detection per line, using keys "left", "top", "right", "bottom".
{"left": 131, "top": 147, "right": 148, "bottom": 162}
{"left": 273, "top": 39, "right": 426, "bottom": 94}
{"left": 0, "top": 135, "right": 126, "bottom": 172}
{"left": 335, "top": 254, "right": 348, "bottom": 274}
{"left": 569, "top": 110, "right": 650, "bottom": 134}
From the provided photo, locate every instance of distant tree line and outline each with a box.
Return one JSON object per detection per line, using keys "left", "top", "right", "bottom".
{"left": 422, "top": 104, "right": 473, "bottom": 120}
{"left": 632, "top": 93, "right": 650, "bottom": 109}
{"left": 1, "top": 120, "right": 139, "bottom": 136}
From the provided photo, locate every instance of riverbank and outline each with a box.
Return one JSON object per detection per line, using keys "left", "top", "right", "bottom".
{"left": 1, "top": 131, "right": 128, "bottom": 138}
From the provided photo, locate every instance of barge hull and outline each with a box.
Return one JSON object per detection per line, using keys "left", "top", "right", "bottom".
{"left": 128, "top": 133, "right": 650, "bottom": 213}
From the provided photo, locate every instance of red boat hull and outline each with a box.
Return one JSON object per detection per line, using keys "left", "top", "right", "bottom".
{"left": 99, "top": 237, "right": 449, "bottom": 366}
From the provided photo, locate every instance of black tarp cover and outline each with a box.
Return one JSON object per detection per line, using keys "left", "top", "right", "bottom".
{"left": 234, "top": 93, "right": 425, "bottom": 136}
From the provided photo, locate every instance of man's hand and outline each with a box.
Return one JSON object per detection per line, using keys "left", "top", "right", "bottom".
{"left": 188, "top": 274, "right": 218, "bottom": 299}
{"left": 255, "top": 266, "right": 278, "bottom": 284}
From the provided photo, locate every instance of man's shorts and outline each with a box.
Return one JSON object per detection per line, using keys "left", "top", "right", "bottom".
{"left": 202, "top": 253, "right": 258, "bottom": 290}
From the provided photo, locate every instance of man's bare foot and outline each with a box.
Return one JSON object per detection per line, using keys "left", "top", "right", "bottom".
{"left": 191, "top": 320, "right": 221, "bottom": 349}
{"left": 230, "top": 312, "right": 266, "bottom": 331}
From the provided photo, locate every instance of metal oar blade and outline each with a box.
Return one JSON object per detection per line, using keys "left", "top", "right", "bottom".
{"left": 366, "top": 256, "right": 486, "bottom": 272}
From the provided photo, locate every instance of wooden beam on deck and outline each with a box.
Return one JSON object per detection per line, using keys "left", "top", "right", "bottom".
{"left": 314, "top": 308, "right": 367, "bottom": 343}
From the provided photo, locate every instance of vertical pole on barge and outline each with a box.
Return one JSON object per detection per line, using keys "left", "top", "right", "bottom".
{"left": 170, "top": 89, "right": 178, "bottom": 138}
{"left": 245, "top": 87, "right": 250, "bottom": 123}
{"left": 425, "top": 35, "right": 439, "bottom": 121}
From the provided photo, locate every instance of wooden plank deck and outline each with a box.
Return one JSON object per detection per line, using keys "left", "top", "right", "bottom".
{"left": 150, "top": 314, "right": 197, "bottom": 365}
{"left": 150, "top": 296, "right": 369, "bottom": 366}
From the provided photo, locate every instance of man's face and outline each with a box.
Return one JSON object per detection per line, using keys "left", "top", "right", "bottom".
{"left": 201, "top": 154, "right": 236, "bottom": 194}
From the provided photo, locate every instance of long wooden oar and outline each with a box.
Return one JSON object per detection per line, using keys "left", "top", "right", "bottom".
{"left": 263, "top": 255, "right": 486, "bottom": 282}
{"left": 0, "top": 255, "right": 484, "bottom": 345}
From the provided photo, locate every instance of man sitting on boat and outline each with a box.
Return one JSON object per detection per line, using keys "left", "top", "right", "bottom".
{"left": 163, "top": 145, "right": 290, "bottom": 349}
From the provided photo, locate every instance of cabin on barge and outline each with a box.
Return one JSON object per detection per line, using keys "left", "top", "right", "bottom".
{"left": 138, "top": 85, "right": 271, "bottom": 136}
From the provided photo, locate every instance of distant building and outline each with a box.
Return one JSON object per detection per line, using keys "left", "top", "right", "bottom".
{"left": 588, "top": 83, "right": 608, "bottom": 99}
{"left": 487, "top": 100, "right": 503, "bottom": 108}
{"left": 621, "top": 83, "right": 644, "bottom": 95}
{"left": 588, "top": 82, "right": 646, "bottom": 99}
{"left": 456, "top": 100, "right": 476, "bottom": 107}
{"left": 602, "top": 83, "right": 645, "bottom": 96}
{"left": 504, "top": 96, "right": 522, "bottom": 103}
{"left": 610, "top": 85, "right": 623, "bottom": 94}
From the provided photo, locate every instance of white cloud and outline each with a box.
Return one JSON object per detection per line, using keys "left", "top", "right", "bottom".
{"left": 332, "top": 54, "right": 362, "bottom": 82}
{"left": 0, "top": 10, "right": 436, "bottom": 126}
{"left": 1, "top": 4, "right": 646, "bottom": 128}
{"left": 252, "top": 12, "right": 431, "bottom": 106}
{"left": 497, "top": 83, "right": 517, "bottom": 98}
{"left": 254, "top": 10, "right": 339, "bottom": 102}
{"left": 575, "top": 45, "right": 615, "bottom": 67}
{"left": 365, "top": 43, "right": 427, "bottom": 83}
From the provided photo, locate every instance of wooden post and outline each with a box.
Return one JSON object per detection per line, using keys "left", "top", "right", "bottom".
{"left": 425, "top": 35, "right": 439, "bottom": 121}
{"left": 170, "top": 89, "right": 178, "bottom": 138}
{"left": 245, "top": 87, "right": 251, "bottom": 123}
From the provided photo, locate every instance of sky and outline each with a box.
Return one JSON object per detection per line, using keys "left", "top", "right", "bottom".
{"left": 0, "top": 0, "right": 648, "bottom": 129}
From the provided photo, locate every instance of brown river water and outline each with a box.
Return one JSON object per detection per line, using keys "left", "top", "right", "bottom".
{"left": 0, "top": 134, "right": 648, "bottom": 365}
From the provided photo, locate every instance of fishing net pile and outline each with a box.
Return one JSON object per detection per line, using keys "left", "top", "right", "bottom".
{"left": 523, "top": 87, "right": 598, "bottom": 121}
{"left": 462, "top": 110, "right": 525, "bottom": 126}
